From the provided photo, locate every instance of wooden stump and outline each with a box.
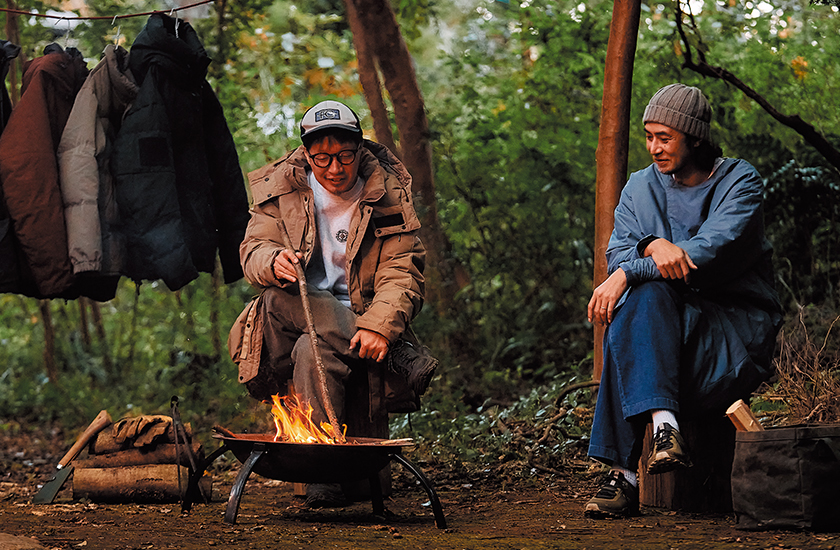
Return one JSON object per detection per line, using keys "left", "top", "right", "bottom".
{"left": 638, "top": 416, "right": 735, "bottom": 512}
{"left": 342, "top": 361, "right": 391, "bottom": 499}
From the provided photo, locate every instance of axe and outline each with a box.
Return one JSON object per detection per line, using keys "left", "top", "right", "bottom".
{"left": 32, "top": 409, "right": 112, "bottom": 504}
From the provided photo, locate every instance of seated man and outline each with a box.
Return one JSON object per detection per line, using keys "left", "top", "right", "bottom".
{"left": 584, "top": 84, "right": 782, "bottom": 518}
{"left": 230, "top": 100, "right": 438, "bottom": 507}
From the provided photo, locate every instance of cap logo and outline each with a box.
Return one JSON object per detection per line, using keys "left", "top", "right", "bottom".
{"left": 314, "top": 108, "right": 341, "bottom": 122}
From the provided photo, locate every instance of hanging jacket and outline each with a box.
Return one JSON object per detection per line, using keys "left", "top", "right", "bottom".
{"left": 0, "top": 45, "right": 88, "bottom": 298}
{"left": 112, "top": 14, "right": 249, "bottom": 291}
{"left": 0, "top": 39, "right": 20, "bottom": 131}
{"left": 58, "top": 44, "right": 137, "bottom": 290}
{"left": 0, "top": 39, "right": 21, "bottom": 292}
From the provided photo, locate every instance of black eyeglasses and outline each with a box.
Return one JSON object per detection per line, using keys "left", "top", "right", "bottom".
{"left": 308, "top": 148, "right": 359, "bottom": 168}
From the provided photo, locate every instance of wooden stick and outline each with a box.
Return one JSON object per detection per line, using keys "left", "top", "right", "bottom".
{"left": 726, "top": 399, "right": 764, "bottom": 432}
{"left": 276, "top": 220, "right": 346, "bottom": 443}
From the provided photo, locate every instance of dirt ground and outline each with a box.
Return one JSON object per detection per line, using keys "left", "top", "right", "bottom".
{"left": 1, "top": 427, "right": 838, "bottom": 550}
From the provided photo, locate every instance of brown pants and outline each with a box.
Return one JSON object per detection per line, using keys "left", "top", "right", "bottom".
{"left": 245, "top": 285, "right": 361, "bottom": 426}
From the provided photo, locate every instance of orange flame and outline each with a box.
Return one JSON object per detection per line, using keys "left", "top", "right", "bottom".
{"left": 270, "top": 387, "right": 346, "bottom": 444}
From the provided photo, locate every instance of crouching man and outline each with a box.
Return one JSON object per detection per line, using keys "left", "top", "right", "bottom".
{"left": 229, "top": 100, "right": 438, "bottom": 508}
{"left": 584, "top": 84, "right": 782, "bottom": 517}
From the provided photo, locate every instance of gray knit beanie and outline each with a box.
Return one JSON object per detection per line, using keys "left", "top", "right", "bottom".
{"left": 643, "top": 84, "right": 711, "bottom": 141}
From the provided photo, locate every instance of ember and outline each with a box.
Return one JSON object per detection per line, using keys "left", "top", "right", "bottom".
{"left": 270, "top": 387, "right": 346, "bottom": 444}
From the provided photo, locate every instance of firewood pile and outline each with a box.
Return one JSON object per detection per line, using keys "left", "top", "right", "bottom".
{"left": 72, "top": 415, "right": 211, "bottom": 503}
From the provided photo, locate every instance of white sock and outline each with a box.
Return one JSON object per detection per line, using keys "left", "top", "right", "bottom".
{"left": 612, "top": 466, "right": 637, "bottom": 487}
{"left": 651, "top": 410, "right": 679, "bottom": 432}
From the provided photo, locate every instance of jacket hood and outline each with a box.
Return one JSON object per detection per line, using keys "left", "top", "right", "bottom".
{"left": 102, "top": 44, "right": 138, "bottom": 107}
{"left": 128, "top": 13, "right": 211, "bottom": 86}
{"left": 22, "top": 45, "right": 88, "bottom": 100}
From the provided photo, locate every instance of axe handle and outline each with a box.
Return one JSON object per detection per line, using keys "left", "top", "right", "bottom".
{"left": 57, "top": 409, "right": 113, "bottom": 468}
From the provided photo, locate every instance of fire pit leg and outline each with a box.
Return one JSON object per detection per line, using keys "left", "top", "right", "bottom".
{"left": 391, "top": 454, "right": 447, "bottom": 529}
{"left": 182, "top": 443, "right": 231, "bottom": 513}
{"left": 224, "top": 443, "right": 266, "bottom": 524}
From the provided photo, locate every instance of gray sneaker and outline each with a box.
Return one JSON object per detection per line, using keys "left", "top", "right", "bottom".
{"left": 388, "top": 339, "right": 439, "bottom": 396}
{"left": 584, "top": 470, "right": 640, "bottom": 518}
{"left": 646, "top": 422, "right": 693, "bottom": 474}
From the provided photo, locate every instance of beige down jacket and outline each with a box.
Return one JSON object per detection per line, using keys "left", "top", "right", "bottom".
{"left": 231, "top": 140, "right": 426, "bottom": 384}
{"left": 57, "top": 44, "right": 138, "bottom": 276}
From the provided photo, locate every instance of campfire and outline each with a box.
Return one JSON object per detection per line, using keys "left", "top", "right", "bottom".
{"left": 270, "top": 387, "right": 346, "bottom": 444}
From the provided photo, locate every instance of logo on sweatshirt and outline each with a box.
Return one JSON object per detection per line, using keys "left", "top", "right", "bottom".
{"left": 335, "top": 229, "right": 348, "bottom": 243}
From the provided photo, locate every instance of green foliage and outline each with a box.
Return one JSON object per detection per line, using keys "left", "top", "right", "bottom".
{"left": 195, "top": 0, "right": 364, "bottom": 172}
{"left": 72, "top": 0, "right": 159, "bottom": 55}
{"left": 423, "top": 0, "right": 611, "bottom": 400}
{"left": 391, "top": 366, "right": 595, "bottom": 477}
{"left": 0, "top": 276, "right": 257, "bottom": 434}
{"left": 754, "top": 135, "right": 840, "bottom": 307}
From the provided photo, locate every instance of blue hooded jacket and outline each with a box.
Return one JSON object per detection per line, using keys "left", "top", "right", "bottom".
{"left": 607, "top": 157, "right": 782, "bottom": 410}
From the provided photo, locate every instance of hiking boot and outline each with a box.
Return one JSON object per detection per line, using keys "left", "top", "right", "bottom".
{"left": 304, "top": 483, "right": 347, "bottom": 508}
{"left": 584, "top": 470, "right": 639, "bottom": 518}
{"left": 646, "top": 422, "right": 693, "bottom": 474}
{"left": 388, "top": 339, "right": 439, "bottom": 396}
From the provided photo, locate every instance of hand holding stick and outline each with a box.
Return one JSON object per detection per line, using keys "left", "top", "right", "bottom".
{"left": 276, "top": 220, "right": 346, "bottom": 443}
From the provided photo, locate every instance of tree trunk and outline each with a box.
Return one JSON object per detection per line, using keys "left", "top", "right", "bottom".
{"left": 38, "top": 300, "right": 58, "bottom": 384}
{"left": 211, "top": 264, "right": 222, "bottom": 359}
{"left": 78, "top": 297, "right": 92, "bottom": 349}
{"left": 89, "top": 299, "right": 113, "bottom": 374}
{"left": 344, "top": 0, "right": 468, "bottom": 311}
{"left": 4, "top": 1, "right": 23, "bottom": 105}
{"left": 344, "top": 0, "right": 399, "bottom": 154}
{"left": 593, "top": 0, "right": 641, "bottom": 379}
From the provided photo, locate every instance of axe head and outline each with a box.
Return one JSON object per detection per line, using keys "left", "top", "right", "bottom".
{"left": 32, "top": 465, "right": 74, "bottom": 504}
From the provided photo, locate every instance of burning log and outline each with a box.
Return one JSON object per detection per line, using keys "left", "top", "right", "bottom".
{"left": 72, "top": 464, "right": 212, "bottom": 503}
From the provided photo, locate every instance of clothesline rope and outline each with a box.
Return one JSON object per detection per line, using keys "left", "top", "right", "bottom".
{"left": 0, "top": 0, "right": 216, "bottom": 22}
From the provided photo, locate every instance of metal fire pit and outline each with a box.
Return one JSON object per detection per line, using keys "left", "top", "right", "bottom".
{"left": 184, "top": 432, "right": 446, "bottom": 528}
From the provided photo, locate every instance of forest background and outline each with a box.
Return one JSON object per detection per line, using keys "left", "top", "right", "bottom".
{"left": 1, "top": 0, "right": 839, "bottom": 480}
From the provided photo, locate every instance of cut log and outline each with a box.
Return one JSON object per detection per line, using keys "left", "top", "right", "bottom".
{"left": 89, "top": 423, "right": 192, "bottom": 454}
{"left": 726, "top": 399, "right": 764, "bottom": 432}
{"left": 73, "top": 464, "right": 211, "bottom": 503}
{"left": 75, "top": 441, "right": 204, "bottom": 469}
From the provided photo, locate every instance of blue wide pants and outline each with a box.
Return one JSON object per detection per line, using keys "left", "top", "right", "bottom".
{"left": 588, "top": 281, "right": 775, "bottom": 470}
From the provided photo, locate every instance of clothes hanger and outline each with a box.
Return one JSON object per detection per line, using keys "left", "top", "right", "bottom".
{"left": 112, "top": 15, "right": 121, "bottom": 46}
{"left": 169, "top": 7, "right": 180, "bottom": 38}
{"left": 62, "top": 17, "right": 70, "bottom": 49}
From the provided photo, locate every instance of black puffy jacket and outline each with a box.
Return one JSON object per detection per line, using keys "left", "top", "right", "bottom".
{"left": 112, "top": 14, "right": 249, "bottom": 290}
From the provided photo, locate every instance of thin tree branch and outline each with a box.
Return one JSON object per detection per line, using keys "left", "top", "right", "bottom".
{"left": 674, "top": 5, "right": 840, "bottom": 174}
